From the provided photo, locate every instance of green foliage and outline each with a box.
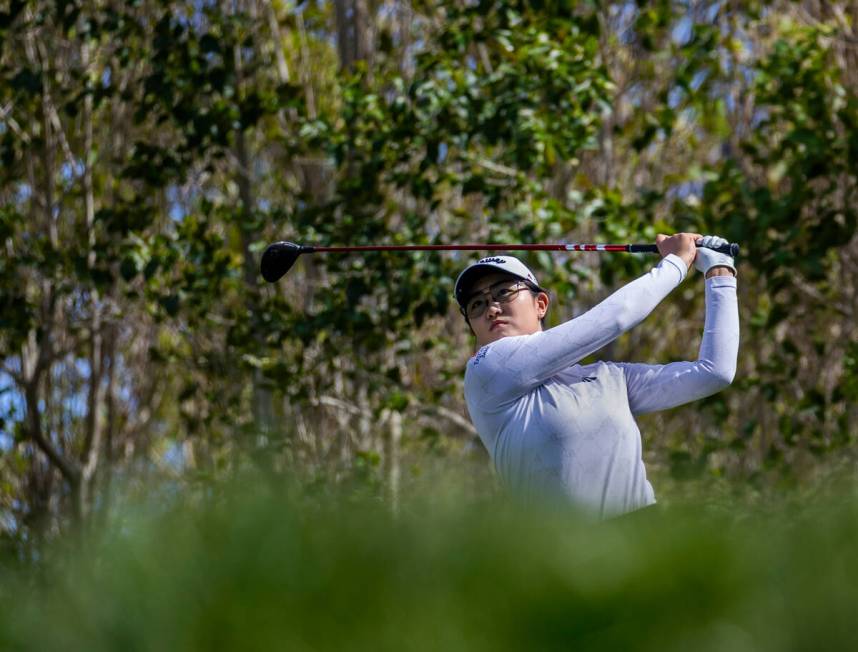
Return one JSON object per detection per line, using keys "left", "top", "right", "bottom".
{"left": 1, "top": 0, "right": 857, "bottom": 546}
{"left": 4, "top": 479, "right": 858, "bottom": 650}
{"left": 0, "top": 207, "right": 32, "bottom": 350}
{"left": 264, "top": 1, "right": 615, "bottom": 431}
{"left": 702, "top": 22, "right": 858, "bottom": 281}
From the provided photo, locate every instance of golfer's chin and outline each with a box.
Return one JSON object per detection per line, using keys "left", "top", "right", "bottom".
{"left": 479, "top": 323, "right": 514, "bottom": 345}
{"left": 477, "top": 321, "right": 544, "bottom": 347}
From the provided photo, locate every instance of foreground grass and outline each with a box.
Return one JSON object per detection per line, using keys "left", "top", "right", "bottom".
{"left": 2, "top": 476, "right": 858, "bottom": 651}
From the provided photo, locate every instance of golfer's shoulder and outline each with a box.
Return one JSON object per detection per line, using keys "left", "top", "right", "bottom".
{"left": 465, "top": 334, "right": 533, "bottom": 375}
{"left": 464, "top": 344, "right": 496, "bottom": 384}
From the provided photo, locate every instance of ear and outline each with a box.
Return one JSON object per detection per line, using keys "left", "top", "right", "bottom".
{"left": 535, "top": 291, "right": 549, "bottom": 318}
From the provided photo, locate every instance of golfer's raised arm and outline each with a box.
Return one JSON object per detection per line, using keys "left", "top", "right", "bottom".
{"left": 619, "top": 247, "right": 740, "bottom": 414}
{"left": 468, "top": 253, "right": 688, "bottom": 404}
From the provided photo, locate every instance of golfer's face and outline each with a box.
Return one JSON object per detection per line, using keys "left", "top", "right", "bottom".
{"left": 468, "top": 272, "right": 547, "bottom": 347}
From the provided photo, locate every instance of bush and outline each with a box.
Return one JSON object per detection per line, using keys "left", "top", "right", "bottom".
{"left": 2, "top": 475, "right": 858, "bottom": 651}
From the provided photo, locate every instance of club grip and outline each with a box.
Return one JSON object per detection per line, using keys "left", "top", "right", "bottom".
{"left": 628, "top": 244, "right": 659, "bottom": 253}
{"left": 629, "top": 242, "right": 739, "bottom": 256}
{"left": 705, "top": 242, "right": 739, "bottom": 257}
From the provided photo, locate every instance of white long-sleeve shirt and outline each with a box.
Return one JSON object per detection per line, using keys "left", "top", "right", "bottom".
{"left": 463, "top": 254, "right": 739, "bottom": 517}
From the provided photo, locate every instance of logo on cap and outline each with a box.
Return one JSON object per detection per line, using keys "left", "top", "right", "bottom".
{"left": 478, "top": 257, "right": 506, "bottom": 265}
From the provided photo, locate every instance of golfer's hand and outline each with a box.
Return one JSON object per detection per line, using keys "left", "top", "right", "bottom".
{"left": 656, "top": 232, "right": 701, "bottom": 271}
{"left": 694, "top": 235, "right": 737, "bottom": 277}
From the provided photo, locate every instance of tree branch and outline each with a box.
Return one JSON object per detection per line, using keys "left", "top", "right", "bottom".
{"left": 24, "top": 378, "right": 79, "bottom": 485}
{"left": 418, "top": 404, "right": 477, "bottom": 437}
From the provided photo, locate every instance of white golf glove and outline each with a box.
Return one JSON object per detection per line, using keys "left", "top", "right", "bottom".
{"left": 694, "top": 235, "right": 736, "bottom": 276}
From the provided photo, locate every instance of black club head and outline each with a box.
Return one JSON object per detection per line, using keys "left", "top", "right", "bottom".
{"left": 260, "top": 241, "right": 307, "bottom": 283}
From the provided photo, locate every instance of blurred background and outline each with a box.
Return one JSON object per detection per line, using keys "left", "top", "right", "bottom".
{"left": 0, "top": 0, "right": 856, "bottom": 550}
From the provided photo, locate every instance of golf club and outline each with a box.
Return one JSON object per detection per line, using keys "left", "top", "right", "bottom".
{"left": 260, "top": 240, "right": 740, "bottom": 283}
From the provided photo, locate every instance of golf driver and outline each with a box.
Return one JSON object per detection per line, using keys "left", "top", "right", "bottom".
{"left": 260, "top": 240, "right": 740, "bottom": 283}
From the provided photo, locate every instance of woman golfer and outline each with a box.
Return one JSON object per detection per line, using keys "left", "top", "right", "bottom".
{"left": 456, "top": 233, "right": 738, "bottom": 517}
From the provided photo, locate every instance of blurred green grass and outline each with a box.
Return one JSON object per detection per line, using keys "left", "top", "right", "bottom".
{"left": 2, "top": 474, "right": 858, "bottom": 652}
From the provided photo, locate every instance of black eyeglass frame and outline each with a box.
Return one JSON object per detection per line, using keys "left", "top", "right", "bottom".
{"left": 459, "top": 278, "right": 541, "bottom": 321}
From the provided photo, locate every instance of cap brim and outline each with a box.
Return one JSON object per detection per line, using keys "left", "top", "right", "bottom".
{"left": 456, "top": 266, "right": 549, "bottom": 308}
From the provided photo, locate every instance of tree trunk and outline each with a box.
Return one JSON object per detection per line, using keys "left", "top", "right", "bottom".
{"left": 262, "top": 0, "right": 290, "bottom": 84}
{"left": 386, "top": 409, "right": 402, "bottom": 515}
{"left": 334, "top": 0, "right": 373, "bottom": 72}
{"left": 234, "top": 40, "right": 275, "bottom": 444}
{"left": 79, "top": 40, "right": 107, "bottom": 526}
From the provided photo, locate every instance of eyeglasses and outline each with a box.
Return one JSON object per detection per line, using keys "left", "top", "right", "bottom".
{"left": 462, "top": 280, "right": 532, "bottom": 320}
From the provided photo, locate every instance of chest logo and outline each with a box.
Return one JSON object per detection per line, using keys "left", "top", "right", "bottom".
{"left": 473, "top": 346, "right": 490, "bottom": 366}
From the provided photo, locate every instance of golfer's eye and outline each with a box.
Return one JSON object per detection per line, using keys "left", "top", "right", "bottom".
{"left": 495, "top": 287, "right": 516, "bottom": 299}
{"left": 468, "top": 298, "right": 486, "bottom": 314}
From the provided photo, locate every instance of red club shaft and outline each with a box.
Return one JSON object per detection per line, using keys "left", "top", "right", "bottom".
{"left": 310, "top": 243, "right": 643, "bottom": 253}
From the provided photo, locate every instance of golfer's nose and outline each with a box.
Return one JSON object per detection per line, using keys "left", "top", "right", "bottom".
{"left": 485, "top": 300, "right": 502, "bottom": 318}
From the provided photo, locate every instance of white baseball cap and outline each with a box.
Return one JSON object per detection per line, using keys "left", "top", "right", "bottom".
{"left": 455, "top": 255, "right": 547, "bottom": 309}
